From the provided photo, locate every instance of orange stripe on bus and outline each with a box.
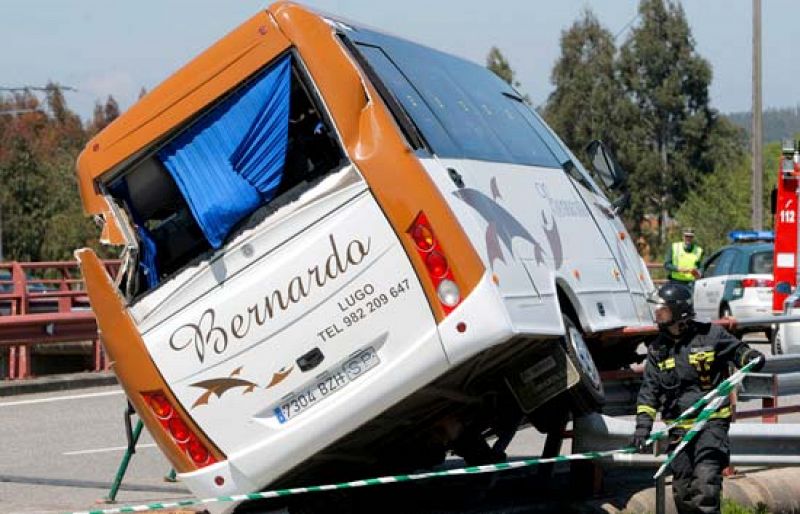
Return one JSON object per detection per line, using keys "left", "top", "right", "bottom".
{"left": 75, "top": 248, "right": 225, "bottom": 471}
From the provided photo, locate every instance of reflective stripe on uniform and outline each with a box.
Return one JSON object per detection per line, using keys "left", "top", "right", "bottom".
{"left": 637, "top": 405, "right": 657, "bottom": 417}
{"left": 658, "top": 357, "right": 676, "bottom": 370}
{"left": 664, "top": 406, "right": 732, "bottom": 428}
{"left": 689, "top": 350, "right": 715, "bottom": 371}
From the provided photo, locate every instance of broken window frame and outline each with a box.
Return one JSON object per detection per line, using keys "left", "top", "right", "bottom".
{"left": 96, "top": 49, "right": 350, "bottom": 302}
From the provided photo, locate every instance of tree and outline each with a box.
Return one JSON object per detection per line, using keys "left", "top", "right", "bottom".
{"left": 486, "top": 47, "right": 530, "bottom": 103}
{"left": 617, "top": 0, "right": 743, "bottom": 245}
{"left": 543, "top": 8, "right": 626, "bottom": 160}
{"left": 675, "top": 157, "right": 751, "bottom": 254}
{"left": 0, "top": 136, "right": 52, "bottom": 261}
{"left": 0, "top": 87, "right": 101, "bottom": 261}
{"left": 88, "top": 95, "right": 121, "bottom": 135}
{"left": 676, "top": 138, "right": 780, "bottom": 256}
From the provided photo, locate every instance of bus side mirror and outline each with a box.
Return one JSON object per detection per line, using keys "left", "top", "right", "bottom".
{"left": 586, "top": 140, "right": 627, "bottom": 191}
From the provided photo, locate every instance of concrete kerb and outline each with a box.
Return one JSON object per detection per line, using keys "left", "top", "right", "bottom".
{"left": 0, "top": 370, "right": 117, "bottom": 397}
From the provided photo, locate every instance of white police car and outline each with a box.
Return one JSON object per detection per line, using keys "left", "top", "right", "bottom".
{"left": 692, "top": 231, "right": 774, "bottom": 336}
{"left": 771, "top": 286, "right": 800, "bottom": 354}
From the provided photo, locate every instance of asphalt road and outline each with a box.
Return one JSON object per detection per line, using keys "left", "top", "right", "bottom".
{"left": 0, "top": 335, "right": 795, "bottom": 514}
{"left": 0, "top": 386, "right": 188, "bottom": 514}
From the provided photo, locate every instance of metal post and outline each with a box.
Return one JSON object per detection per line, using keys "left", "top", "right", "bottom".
{"left": 103, "top": 418, "right": 143, "bottom": 503}
{"left": 655, "top": 475, "right": 666, "bottom": 514}
{"left": 751, "top": 0, "right": 763, "bottom": 230}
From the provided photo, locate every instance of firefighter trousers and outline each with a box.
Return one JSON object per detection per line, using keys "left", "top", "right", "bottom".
{"left": 669, "top": 419, "right": 730, "bottom": 514}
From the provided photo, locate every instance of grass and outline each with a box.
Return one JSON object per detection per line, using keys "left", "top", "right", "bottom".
{"left": 722, "top": 498, "right": 770, "bottom": 514}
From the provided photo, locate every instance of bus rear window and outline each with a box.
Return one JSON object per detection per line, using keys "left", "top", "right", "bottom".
{"left": 106, "top": 53, "right": 344, "bottom": 297}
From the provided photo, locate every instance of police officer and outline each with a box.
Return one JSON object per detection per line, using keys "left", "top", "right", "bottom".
{"left": 665, "top": 228, "right": 703, "bottom": 291}
{"left": 631, "top": 284, "right": 764, "bottom": 514}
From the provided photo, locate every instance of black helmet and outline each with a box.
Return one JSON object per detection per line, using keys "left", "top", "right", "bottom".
{"left": 650, "top": 283, "right": 695, "bottom": 329}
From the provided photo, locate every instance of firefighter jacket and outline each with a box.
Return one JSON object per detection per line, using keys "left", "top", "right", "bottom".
{"left": 636, "top": 321, "right": 763, "bottom": 429}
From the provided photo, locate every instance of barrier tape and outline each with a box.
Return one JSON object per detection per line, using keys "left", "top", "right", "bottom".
{"left": 653, "top": 394, "right": 727, "bottom": 479}
{"left": 66, "top": 448, "right": 636, "bottom": 514}
{"left": 652, "top": 356, "right": 764, "bottom": 479}
{"left": 645, "top": 356, "right": 761, "bottom": 445}
{"left": 65, "top": 358, "right": 763, "bottom": 514}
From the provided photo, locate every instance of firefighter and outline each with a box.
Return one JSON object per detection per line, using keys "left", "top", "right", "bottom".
{"left": 664, "top": 228, "right": 703, "bottom": 291}
{"left": 631, "top": 283, "right": 764, "bottom": 514}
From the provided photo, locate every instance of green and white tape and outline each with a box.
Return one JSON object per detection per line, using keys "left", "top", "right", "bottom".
{"left": 66, "top": 448, "right": 635, "bottom": 514}
{"left": 66, "top": 357, "right": 763, "bottom": 514}
{"left": 645, "top": 356, "right": 760, "bottom": 446}
{"left": 652, "top": 356, "right": 764, "bottom": 479}
{"left": 653, "top": 393, "right": 728, "bottom": 479}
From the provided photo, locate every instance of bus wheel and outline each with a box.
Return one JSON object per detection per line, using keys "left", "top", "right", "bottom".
{"left": 563, "top": 315, "right": 604, "bottom": 415}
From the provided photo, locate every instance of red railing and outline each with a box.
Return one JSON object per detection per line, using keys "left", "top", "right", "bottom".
{"left": 0, "top": 260, "right": 120, "bottom": 380}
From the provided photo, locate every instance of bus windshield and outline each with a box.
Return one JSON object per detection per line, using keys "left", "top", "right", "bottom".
{"left": 346, "top": 27, "right": 562, "bottom": 169}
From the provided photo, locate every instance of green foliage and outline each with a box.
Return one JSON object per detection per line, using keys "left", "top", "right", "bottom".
{"left": 543, "top": 8, "right": 625, "bottom": 158}
{"left": 675, "top": 155, "right": 751, "bottom": 255}
{"left": 721, "top": 498, "right": 770, "bottom": 514}
{"left": 675, "top": 139, "right": 782, "bottom": 257}
{"left": 0, "top": 86, "right": 118, "bottom": 262}
{"left": 0, "top": 136, "right": 52, "bottom": 261}
{"left": 617, "top": 0, "right": 744, "bottom": 245}
{"left": 485, "top": 47, "right": 530, "bottom": 103}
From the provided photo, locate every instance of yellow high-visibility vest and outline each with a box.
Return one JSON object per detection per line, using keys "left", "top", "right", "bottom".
{"left": 671, "top": 242, "right": 702, "bottom": 282}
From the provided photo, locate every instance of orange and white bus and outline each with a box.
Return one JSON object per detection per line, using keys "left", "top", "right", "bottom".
{"left": 75, "top": 2, "right": 655, "bottom": 509}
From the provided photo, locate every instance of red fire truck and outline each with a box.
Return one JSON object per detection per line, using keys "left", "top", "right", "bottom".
{"left": 771, "top": 139, "right": 800, "bottom": 312}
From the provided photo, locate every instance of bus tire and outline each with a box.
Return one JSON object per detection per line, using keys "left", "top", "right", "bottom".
{"left": 563, "top": 315, "right": 604, "bottom": 414}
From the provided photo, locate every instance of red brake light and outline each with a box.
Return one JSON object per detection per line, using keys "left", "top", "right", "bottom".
{"left": 186, "top": 439, "right": 210, "bottom": 465}
{"left": 742, "top": 278, "right": 774, "bottom": 288}
{"left": 407, "top": 212, "right": 461, "bottom": 314}
{"left": 168, "top": 417, "right": 191, "bottom": 443}
{"left": 411, "top": 224, "right": 435, "bottom": 252}
{"left": 426, "top": 251, "right": 449, "bottom": 278}
{"left": 147, "top": 393, "right": 173, "bottom": 419}
{"left": 141, "top": 391, "right": 217, "bottom": 469}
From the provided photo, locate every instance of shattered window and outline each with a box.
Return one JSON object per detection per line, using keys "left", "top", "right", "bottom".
{"left": 106, "top": 53, "right": 344, "bottom": 296}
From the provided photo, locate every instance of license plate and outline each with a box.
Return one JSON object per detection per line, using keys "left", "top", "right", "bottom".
{"left": 274, "top": 347, "right": 379, "bottom": 423}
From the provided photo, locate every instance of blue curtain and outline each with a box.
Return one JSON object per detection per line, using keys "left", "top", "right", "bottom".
{"left": 158, "top": 55, "right": 292, "bottom": 249}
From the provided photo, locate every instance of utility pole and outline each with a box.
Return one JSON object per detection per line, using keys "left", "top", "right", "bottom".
{"left": 751, "top": 0, "right": 763, "bottom": 230}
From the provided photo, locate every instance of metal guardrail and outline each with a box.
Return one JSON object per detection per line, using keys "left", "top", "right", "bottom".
{"left": 739, "top": 372, "right": 800, "bottom": 398}
{"left": 601, "top": 353, "right": 800, "bottom": 423}
{"left": 573, "top": 413, "right": 800, "bottom": 467}
{"left": 0, "top": 260, "right": 120, "bottom": 379}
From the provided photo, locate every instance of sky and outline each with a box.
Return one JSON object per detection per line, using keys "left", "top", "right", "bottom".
{"left": 1, "top": 1, "right": 797, "bottom": 121}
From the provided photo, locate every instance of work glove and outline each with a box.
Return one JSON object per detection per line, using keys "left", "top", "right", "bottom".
{"left": 629, "top": 413, "right": 654, "bottom": 453}
{"left": 743, "top": 348, "right": 766, "bottom": 372}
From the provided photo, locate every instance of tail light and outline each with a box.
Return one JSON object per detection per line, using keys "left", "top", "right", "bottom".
{"left": 408, "top": 212, "right": 461, "bottom": 314}
{"left": 742, "top": 278, "right": 774, "bottom": 288}
{"left": 142, "top": 391, "right": 217, "bottom": 468}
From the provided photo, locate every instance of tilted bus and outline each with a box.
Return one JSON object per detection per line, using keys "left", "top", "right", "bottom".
{"left": 74, "top": 2, "right": 655, "bottom": 509}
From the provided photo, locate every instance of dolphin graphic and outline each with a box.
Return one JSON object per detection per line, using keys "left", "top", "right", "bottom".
{"left": 454, "top": 187, "right": 545, "bottom": 268}
{"left": 541, "top": 211, "right": 563, "bottom": 269}
{"left": 189, "top": 375, "right": 259, "bottom": 408}
{"left": 265, "top": 366, "right": 294, "bottom": 389}
{"left": 490, "top": 176, "right": 503, "bottom": 201}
